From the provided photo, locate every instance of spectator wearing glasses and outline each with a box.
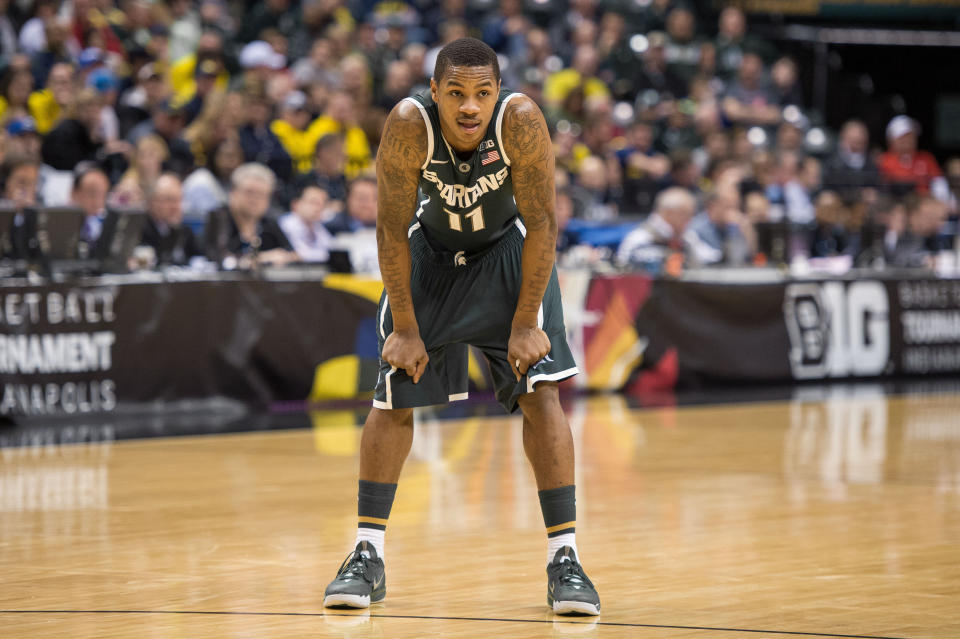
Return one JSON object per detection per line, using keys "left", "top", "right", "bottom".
{"left": 204, "top": 162, "right": 296, "bottom": 267}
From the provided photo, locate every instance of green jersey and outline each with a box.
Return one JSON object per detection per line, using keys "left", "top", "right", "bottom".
{"left": 405, "top": 90, "right": 524, "bottom": 254}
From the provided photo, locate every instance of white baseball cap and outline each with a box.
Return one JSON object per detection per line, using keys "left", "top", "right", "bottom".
{"left": 239, "top": 41, "right": 286, "bottom": 70}
{"left": 886, "top": 115, "right": 918, "bottom": 140}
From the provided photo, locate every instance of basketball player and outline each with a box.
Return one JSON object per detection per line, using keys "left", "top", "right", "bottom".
{"left": 323, "top": 38, "right": 600, "bottom": 616}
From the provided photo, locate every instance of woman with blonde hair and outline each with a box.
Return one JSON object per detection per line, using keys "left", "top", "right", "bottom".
{"left": 120, "top": 133, "right": 169, "bottom": 198}
{"left": 183, "top": 89, "right": 235, "bottom": 168}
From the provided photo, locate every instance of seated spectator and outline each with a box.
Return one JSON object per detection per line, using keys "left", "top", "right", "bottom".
{"left": 182, "top": 133, "right": 244, "bottom": 222}
{"left": 181, "top": 59, "right": 224, "bottom": 125}
{"left": 616, "top": 121, "right": 671, "bottom": 182}
{"left": 279, "top": 184, "right": 333, "bottom": 262}
{"left": 170, "top": 30, "right": 229, "bottom": 104}
{"left": 1, "top": 153, "right": 40, "bottom": 210}
{"left": 270, "top": 90, "right": 316, "bottom": 174}
{"left": 714, "top": 7, "right": 776, "bottom": 81}
{"left": 889, "top": 195, "right": 950, "bottom": 268}
{"left": 117, "top": 63, "right": 169, "bottom": 138}
{"left": 41, "top": 87, "right": 103, "bottom": 171}
{"left": 616, "top": 186, "right": 720, "bottom": 268}
{"left": 204, "top": 162, "right": 297, "bottom": 267}
{"left": 544, "top": 44, "right": 612, "bottom": 118}
{"left": 481, "top": 0, "right": 529, "bottom": 56}
{"left": 616, "top": 121, "right": 670, "bottom": 215}
{"left": 631, "top": 32, "right": 687, "bottom": 112}
{"left": 325, "top": 175, "right": 379, "bottom": 273}
{"left": 325, "top": 176, "right": 377, "bottom": 235}
{"left": 238, "top": 90, "right": 293, "bottom": 186}
{"left": 689, "top": 185, "right": 756, "bottom": 264}
{"left": 298, "top": 132, "right": 348, "bottom": 212}
{"left": 775, "top": 117, "right": 806, "bottom": 155}
{"left": 778, "top": 151, "right": 817, "bottom": 225}
{"left": 878, "top": 115, "right": 949, "bottom": 202}
{"left": 808, "top": 190, "right": 859, "bottom": 259}
{"left": 770, "top": 56, "right": 803, "bottom": 107}
{"left": 290, "top": 37, "right": 341, "bottom": 91}
{"left": 1, "top": 67, "right": 34, "bottom": 122}
{"left": 5, "top": 117, "right": 42, "bottom": 159}
{"left": 86, "top": 67, "right": 120, "bottom": 143}
{"left": 721, "top": 52, "right": 781, "bottom": 128}
{"left": 660, "top": 149, "right": 703, "bottom": 196}
{"left": 306, "top": 90, "right": 372, "bottom": 179}
{"left": 664, "top": 7, "right": 702, "bottom": 87}
{"left": 127, "top": 98, "right": 195, "bottom": 177}
{"left": 27, "top": 63, "right": 75, "bottom": 135}
{"left": 1, "top": 153, "right": 42, "bottom": 259}
{"left": 744, "top": 189, "right": 772, "bottom": 225}
{"left": 120, "top": 133, "right": 168, "bottom": 199}
{"left": 376, "top": 60, "right": 416, "bottom": 111}
{"left": 71, "top": 162, "right": 111, "bottom": 259}
{"left": 17, "top": 2, "right": 49, "bottom": 52}
{"left": 140, "top": 173, "right": 203, "bottom": 266}
{"left": 570, "top": 155, "right": 619, "bottom": 221}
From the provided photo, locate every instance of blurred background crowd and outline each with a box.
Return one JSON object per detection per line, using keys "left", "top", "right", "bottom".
{"left": 0, "top": 0, "right": 958, "bottom": 274}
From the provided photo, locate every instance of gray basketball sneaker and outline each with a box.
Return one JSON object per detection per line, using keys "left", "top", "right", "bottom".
{"left": 323, "top": 541, "right": 386, "bottom": 608}
{"left": 546, "top": 546, "right": 600, "bottom": 615}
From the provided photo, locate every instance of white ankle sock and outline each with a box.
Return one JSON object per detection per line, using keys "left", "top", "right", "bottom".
{"left": 355, "top": 528, "right": 385, "bottom": 560}
{"left": 548, "top": 533, "right": 578, "bottom": 565}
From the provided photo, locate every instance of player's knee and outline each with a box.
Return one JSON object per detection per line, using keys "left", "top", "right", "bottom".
{"left": 518, "top": 382, "right": 562, "bottom": 421}
{"left": 369, "top": 407, "right": 414, "bottom": 428}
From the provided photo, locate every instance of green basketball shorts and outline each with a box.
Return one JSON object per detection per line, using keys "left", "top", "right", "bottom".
{"left": 373, "top": 218, "right": 578, "bottom": 413}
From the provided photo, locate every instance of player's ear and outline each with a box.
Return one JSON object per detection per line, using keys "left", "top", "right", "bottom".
{"left": 430, "top": 77, "right": 438, "bottom": 102}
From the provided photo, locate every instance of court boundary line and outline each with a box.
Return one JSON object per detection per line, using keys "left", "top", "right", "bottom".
{"left": 0, "top": 609, "right": 911, "bottom": 638}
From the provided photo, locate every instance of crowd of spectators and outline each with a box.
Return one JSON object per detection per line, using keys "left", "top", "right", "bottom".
{"left": 1, "top": 0, "right": 958, "bottom": 275}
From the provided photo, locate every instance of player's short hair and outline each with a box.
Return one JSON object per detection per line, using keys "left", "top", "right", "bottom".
{"left": 434, "top": 37, "right": 500, "bottom": 84}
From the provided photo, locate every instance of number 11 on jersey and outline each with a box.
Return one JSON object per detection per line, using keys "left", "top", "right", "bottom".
{"left": 446, "top": 205, "right": 486, "bottom": 232}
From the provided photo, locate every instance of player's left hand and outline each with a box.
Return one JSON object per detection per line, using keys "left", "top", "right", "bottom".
{"left": 508, "top": 325, "right": 551, "bottom": 381}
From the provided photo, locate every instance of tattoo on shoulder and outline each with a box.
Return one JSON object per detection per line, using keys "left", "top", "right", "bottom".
{"left": 376, "top": 103, "right": 427, "bottom": 227}
{"left": 502, "top": 98, "right": 556, "bottom": 232}
{"left": 503, "top": 98, "right": 551, "bottom": 168}
{"left": 378, "top": 104, "right": 428, "bottom": 173}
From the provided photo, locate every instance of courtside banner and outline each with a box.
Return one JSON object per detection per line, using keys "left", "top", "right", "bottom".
{"left": 3, "top": 273, "right": 959, "bottom": 418}
{"left": 573, "top": 274, "right": 960, "bottom": 391}
{"left": 0, "top": 275, "right": 381, "bottom": 418}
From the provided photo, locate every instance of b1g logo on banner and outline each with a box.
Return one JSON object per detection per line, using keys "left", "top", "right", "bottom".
{"left": 784, "top": 281, "right": 890, "bottom": 380}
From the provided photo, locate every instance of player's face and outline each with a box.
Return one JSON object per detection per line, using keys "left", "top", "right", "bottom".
{"left": 431, "top": 65, "right": 500, "bottom": 153}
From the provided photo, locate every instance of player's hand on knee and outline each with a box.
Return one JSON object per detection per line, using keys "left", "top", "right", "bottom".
{"left": 508, "top": 326, "right": 552, "bottom": 381}
{"left": 383, "top": 329, "right": 430, "bottom": 384}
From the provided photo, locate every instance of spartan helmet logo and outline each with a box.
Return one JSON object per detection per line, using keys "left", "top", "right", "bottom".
{"left": 454, "top": 250, "right": 467, "bottom": 266}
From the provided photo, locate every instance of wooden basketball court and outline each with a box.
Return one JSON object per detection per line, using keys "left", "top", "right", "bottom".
{"left": 2, "top": 389, "right": 958, "bottom": 638}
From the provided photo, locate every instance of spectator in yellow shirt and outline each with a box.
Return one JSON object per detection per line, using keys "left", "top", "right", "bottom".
{"left": 169, "top": 30, "right": 230, "bottom": 103}
{"left": 28, "top": 62, "right": 75, "bottom": 134}
{"left": 270, "top": 90, "right": 316, "bottom": 174}
{"left": 305, "top": 90, "right": 371, "bottom": 179}
{"left": 543, "top": 44, "right": 610, "bottom": 115}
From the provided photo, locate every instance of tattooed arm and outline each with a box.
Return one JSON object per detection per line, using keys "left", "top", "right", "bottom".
{"left": 376, "top": 100, "right": 429, "bottom": 383}
{"left": 501, "top": 95, "right": 558, "bottom": 379}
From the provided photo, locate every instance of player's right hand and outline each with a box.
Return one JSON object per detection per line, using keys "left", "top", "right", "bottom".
{"left": 382, "top": 329, "right": 429, "bottom": 384}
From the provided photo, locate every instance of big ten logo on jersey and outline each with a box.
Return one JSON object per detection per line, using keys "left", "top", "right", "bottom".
{"left": 783, "top": 281, "right": 890, "bottom": 380}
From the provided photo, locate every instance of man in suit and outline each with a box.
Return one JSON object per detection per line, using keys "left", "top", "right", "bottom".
{"left": 140, "top": 173, "right": 202, "bottom": 266}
